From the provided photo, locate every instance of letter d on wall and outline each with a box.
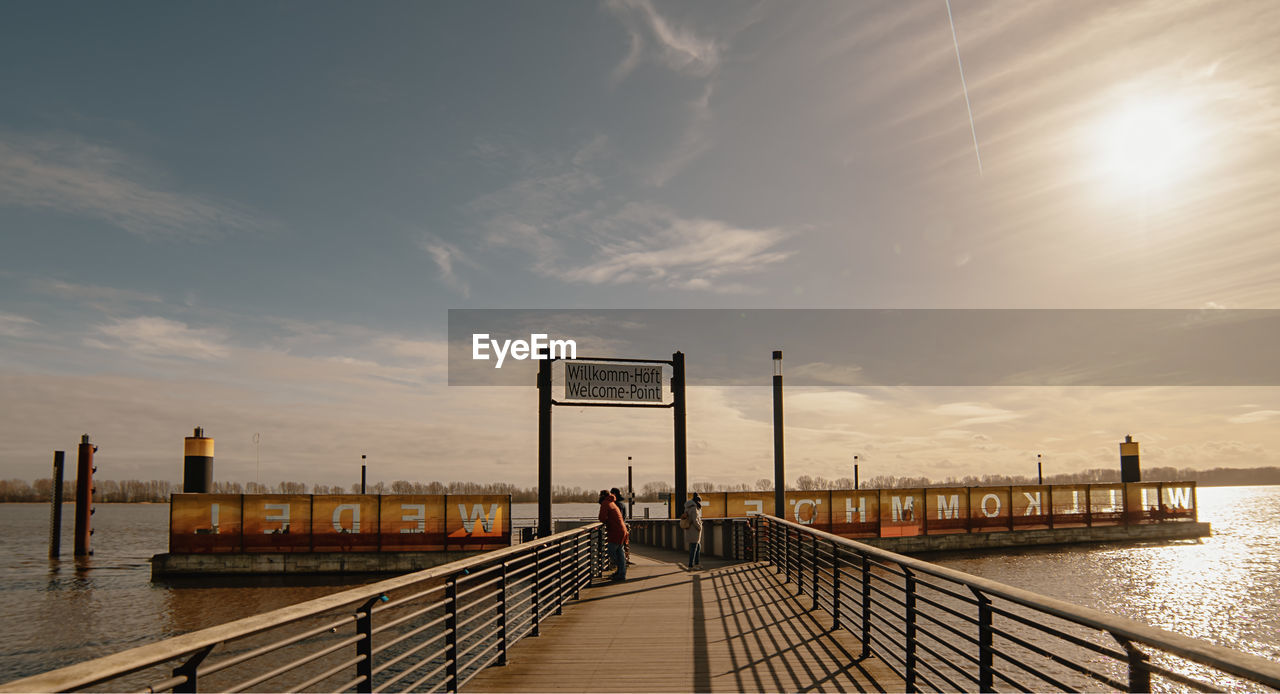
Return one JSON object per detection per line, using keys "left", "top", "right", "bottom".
{"left": 332, "top": 504, "right": 361, "bottom": 533}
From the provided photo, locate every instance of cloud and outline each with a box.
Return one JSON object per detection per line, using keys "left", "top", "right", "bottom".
{"left": 0, "top": 312, "right": 40, "bottom": 338}
{"left": 86, "top": 316, "right": 230, "bottom": 360}
{"left": 470, "top": 136, "right": 791, "bottom": 293}
{"left": 929, "top": 401, "right": 1023, "bottom": 426}
{"left": 31, "top": 278, "right": 163, "bottom": 308}
{"left": 647, "top": 83, "right": 715, "bottom": 186}
{"left": 1228, "top": 410, "right": 1280, "bottom": 425}
{"left": 0, "top": 133, "right": 266, "bottom": 239}
{"left": 606, "top": 0, "right": 721, "bottom": 80}
{"left": 419, "top": 236, "right": 476, "bottom": 298}
{"left": 557, "top": 205, "right": 791, "bottom": 291}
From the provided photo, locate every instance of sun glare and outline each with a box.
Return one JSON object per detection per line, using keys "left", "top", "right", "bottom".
{"left": 1096, "top": 96, "right": 1203, "bottom": 191}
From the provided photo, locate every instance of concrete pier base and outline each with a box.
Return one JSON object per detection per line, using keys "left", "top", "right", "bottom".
{"left": 151, "top": 550, "right": 488, "bottom": 580}
{"left": 628, "top": 518, "right": 1211, "bottom": 559}
{"left": 854, "top": 521, "right": 1211, "bottom": 554}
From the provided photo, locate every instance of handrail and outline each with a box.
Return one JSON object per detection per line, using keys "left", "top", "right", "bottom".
{"left": 1, "top": 523, "right": 606, "bottom": 693}
{"left": 756, "top": 515, "right": 1280, "bottom": 691}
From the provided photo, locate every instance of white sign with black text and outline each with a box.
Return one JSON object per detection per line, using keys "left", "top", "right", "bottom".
{"left": 563, "top": 361, "right": 664, "bottom": 402}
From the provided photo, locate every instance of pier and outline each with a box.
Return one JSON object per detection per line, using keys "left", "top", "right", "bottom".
{"left": 5, "top": 517, "right": 1279, "bottom": 693}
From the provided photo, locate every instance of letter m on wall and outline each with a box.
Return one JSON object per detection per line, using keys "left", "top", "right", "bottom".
{"left": 937, "top": 494, "right": 960, "bottom": 519}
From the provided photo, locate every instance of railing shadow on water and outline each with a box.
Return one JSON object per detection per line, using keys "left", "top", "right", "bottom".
{"left": 0, "top": 524, "right": 608, "bottom": 693}
{"left": 748, "top": 515, "right": 1280, "bottom": 693}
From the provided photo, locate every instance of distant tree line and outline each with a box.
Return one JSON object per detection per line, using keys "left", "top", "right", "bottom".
{"left": 1, "top": 466, "right": 1277, "bottom": 503}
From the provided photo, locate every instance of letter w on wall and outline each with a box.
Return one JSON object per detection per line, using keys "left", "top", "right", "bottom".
{"left": 453, "top": 504, "right": 502, "bottom": 536}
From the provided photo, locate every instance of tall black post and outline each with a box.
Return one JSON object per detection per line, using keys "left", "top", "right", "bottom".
{"left": 361, "top": 455, "right": 367, "bottom": 494}
{"left": 627, "top": 459, "right": 634, "bottom": 519}
{"left": 49, "top": 451, "right": 64, "bottom": 559}
{"left": 538, "top": 352, "right": 553, "bottom": 538}
{"left": 74, "top": 434, "right": 95, "bottom": 557}
{"left": 1037, "top": 454, "right": 1043, "bottom": 485}
{"left": 854, "top": 458, "right": 859, "bottom": 491}
{"left": 772, "top": 350, "right": 784, "bottom": 519}
{"left": 672, "top": 351, "right": 687, "bottom": 519}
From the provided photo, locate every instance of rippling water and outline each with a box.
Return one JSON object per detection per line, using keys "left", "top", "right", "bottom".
{"left": 929, "top": 486, "right": 1280, "bottom": 664}
{"left": 0, "top": 490, "right": 1275, "bottom": 684}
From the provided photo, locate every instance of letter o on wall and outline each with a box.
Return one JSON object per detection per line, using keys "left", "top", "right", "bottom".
{"left": 981, "top": 493, "right": 1002, "bottom": 518}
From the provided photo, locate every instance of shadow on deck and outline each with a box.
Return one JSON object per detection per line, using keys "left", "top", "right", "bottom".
{"left": 463, "top": 547, "right": 904, "bottom": 693}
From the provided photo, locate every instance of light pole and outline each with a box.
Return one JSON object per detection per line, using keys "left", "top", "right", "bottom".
{"left": 626, "top": 455, "right": 634, "bottom": 518}
{"left": 854, "top": 454, "right": 859, "bottom": 490}
{"left": 773, "top": 350, "right": 784, "bottom": 518}
{"left": 361, "top": 454, "right": 367, "bottom": 494}
{"left": 253, "top": 432, "right": 260, "bottom": 490}
{"left": 1037, "top": 453, "right": 1043, "bottom": 485}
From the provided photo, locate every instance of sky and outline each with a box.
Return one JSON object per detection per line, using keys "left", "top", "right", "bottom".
{"left": 2, "top": 1, "right": 1280, "bottom": 493}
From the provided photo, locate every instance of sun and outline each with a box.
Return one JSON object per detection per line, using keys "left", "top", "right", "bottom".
{"left": 1095, "top": 96, "right": 1203, "bottom": 191}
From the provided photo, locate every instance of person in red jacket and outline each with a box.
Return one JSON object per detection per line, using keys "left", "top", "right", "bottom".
{"left": 598, "top": 490, "right": 629, "bottom": 581}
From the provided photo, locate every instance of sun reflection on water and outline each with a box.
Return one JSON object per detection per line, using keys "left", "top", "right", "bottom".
{"left": 933, "top": 486, "right": 1280, "bottom": 663}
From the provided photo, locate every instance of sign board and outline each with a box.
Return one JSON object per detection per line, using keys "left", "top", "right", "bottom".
{"left": 563, "top": 361, "right": 664, "bottom": 402}
{"left": 169, "top": 494, "right": 511, "bottom": 553}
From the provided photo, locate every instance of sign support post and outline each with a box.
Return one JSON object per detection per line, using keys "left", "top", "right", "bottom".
{"left": 536, "top": 352, "right": 686, "bottom": 536}
{"left": 537, "top": 352, "right": 554, "bottom": 539}
{"left": 673, "top": 351, "right": 687, "bottom": 518}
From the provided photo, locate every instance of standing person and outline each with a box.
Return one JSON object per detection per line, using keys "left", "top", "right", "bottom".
{"left": 598, "top": 490, "right": 628, "bottom": 581}
{"left": 682, "top": 492, "right": 704, "bottom": 570}
{"left": 610, "top": 487, "right": 634, "bottom": 565}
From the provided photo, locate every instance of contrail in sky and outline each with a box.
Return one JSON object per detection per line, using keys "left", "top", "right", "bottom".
{"left": 946, "top": 0, "right": 983, "bottom": 176}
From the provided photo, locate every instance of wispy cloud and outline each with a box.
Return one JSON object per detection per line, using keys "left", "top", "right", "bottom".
{"left": 0, "top": 133, "right": 266, "bottom": 240}
{"left": 468, "top": 131, "right": 790, "bottom": 294}
{"left": 1228, "top": 410, "right": 1280, "bottom": 425}
{"left": 31, "top": 278, "right": 163, "bottom": 309}
{"left": 558, "top": 204, "right": 791, "bottom": 293}
{"left": 419, "top": 235, "right": 477, "bottom": 298}
{"left": 930, "top": 402, "right": 1022, "bottom": 426}
{"left": 648, "top": 83, "right": 715, "bottom": 187}
{"left": 0, "top": 312, "right": 40, "bottom": 338}
{"left": 606, "top": 0, "right": 720, "bottom": 81}
{"left": 86, "top": 316, "right": 230, "bottom": 360}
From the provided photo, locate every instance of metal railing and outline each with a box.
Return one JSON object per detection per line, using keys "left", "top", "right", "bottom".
{"left": 2, "top": 524, "right": 608, "bottom": 693}
{"left": 756, "top": 515, "right": 1280, "bottom": 692}
{"left": 627, "top": 517, "right": 754, "bottom": 560}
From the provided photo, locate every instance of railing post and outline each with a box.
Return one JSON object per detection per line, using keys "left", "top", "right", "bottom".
{"left": 904, "top": 568, "right": 917, "bottom": 693}
{"left": 532, "top": 546, "right": 542, "bottom": 637}
{"left": 974, "top": 589, "right": 994, "bottom": 693}
{"left": 752, "top": 516, "right": 759, "bottom": 562}
{"left": 356, "top": 594, "right": 387, "bottom": 693}
{"left": 574, "top": 534, "right": 584, "bottom": 599}
{"left": 860, "top": 550, "right": 871, "bottom": 660}
{"left": 783, "top": 527, "right": 791, "bottom": 583}
{"left": 555, "top": 538, "right": 565, "bottom": 615}
{"left": 171, "top": 645, "right": 214, "bottom": 693}
{"left": 498, "top": 561, "right": 509, "bottom": 666}
{"left": 445, "top": 578, "right": 458, "bottom": 692}
{"left": 1115, "top": 636, "right": 1152, "bottom": 693}
{"left": 831, "top": 543, "right": 842, "bottom": 630}
{"left": 810, "top": 535, "right": 820, "bottom": 611}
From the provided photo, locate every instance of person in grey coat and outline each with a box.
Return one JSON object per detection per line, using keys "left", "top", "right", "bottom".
{"left": 682, "top": 493, "right": 704, "bottom": 569}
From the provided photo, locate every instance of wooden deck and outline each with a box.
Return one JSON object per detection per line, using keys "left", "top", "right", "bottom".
{"left": 464, "top": 547, "right": 904, "bottom": 693}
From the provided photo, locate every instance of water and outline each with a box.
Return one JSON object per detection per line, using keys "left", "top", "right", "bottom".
{"left": 929, "top": 486, "right": 1280, "bottom": 663}
{"left": 0, "top": 490, "right": 1275, "bottom": 684}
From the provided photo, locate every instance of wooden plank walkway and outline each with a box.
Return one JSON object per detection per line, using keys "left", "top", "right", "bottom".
{"left": 464, "top": 547, "right": 904, "bottom": 693}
